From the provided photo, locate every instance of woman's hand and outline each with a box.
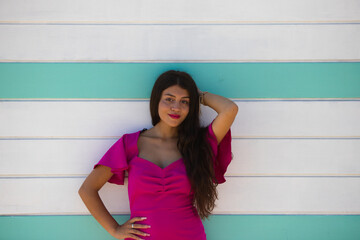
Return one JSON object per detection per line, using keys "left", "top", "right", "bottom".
{"left": 111, "top": 217, "right": 151, "bottom": 240}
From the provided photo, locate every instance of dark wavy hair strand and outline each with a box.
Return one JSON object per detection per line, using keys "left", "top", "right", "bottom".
{"left": 149, "top": 70, "right": 219, "bottom": 220}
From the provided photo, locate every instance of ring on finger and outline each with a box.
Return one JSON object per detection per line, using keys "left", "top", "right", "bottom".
{"left": 131, "top": 223, "right": 134, "bottom": 228}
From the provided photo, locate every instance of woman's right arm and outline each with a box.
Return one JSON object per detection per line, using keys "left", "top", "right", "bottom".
{"left": 78, "top": 165, "right": 120, "bottom": 236}
{"left": 78, "top": 165, "right": 150, "bottom": 240}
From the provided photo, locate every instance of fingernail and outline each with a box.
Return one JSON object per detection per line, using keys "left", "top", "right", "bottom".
{"left": 142, "top": 217, "right": 147, "bottom": 219}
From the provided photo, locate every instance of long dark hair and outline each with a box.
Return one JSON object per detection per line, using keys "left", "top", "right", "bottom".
{"left": 150, "top": 70, "right": 219, "bottom": 220}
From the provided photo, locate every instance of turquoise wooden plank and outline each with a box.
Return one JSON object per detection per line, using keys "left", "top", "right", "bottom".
{"left": 0, "top": 63, "right": 359, "bottom": 98}
{"left": 0, "top": 215, "right": 359, "bottom": 240}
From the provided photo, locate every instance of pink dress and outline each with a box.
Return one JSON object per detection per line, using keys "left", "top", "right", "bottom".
{"left": 93, "top": 120, "right": 232, "bottom": 240}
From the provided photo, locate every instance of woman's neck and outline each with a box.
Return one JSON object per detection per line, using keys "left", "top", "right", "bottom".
{"left": 152, "top": 121, "right": 178, "bottom": 139}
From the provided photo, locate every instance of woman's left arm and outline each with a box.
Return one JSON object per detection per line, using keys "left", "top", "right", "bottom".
{"left": 200, "top": 91, "right": 238, "bottom": 144}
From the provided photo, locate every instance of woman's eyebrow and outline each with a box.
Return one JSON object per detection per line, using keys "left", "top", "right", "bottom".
{"left": 164, "top": 93, "right": 190, "bottom": 98}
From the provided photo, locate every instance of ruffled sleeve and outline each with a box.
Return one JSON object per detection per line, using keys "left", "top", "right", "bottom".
{"left": 206, "top": 120, "right": 233, "bottom": 184}
{"left": 93, "top": 134, "right": 129, "bottom": 185}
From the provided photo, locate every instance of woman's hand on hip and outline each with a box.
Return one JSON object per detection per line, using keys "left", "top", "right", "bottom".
{"left": 111, "top": 217, "right": 151, "bottom": 240}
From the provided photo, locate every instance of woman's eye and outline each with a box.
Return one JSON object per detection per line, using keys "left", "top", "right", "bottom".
{"left": 165, "top": 98, "right": 188, "bottom": 105}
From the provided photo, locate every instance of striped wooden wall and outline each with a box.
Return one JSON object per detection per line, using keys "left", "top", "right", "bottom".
{"left": 0, "top": 1, "right": 360, "bottom": 239}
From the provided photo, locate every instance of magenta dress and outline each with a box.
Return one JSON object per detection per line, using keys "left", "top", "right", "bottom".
{"left": 93, "top": 120, "right": 232, "bottom": 240}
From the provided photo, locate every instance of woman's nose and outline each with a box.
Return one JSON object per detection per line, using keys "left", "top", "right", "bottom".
{"left": 171, "top": 101, "right": 181, "bottom": 110}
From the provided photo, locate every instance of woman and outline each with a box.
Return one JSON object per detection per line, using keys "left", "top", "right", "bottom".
{"left": 78, "top": 70, "right": 238, "bottom": 240}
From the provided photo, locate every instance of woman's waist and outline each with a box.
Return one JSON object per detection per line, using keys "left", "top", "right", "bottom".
{"left": 128, "top": 209, "right": 205, "bottom": 240}
{"left": 130, "top": 207, "right": 202, "bottom": 230}
{"left": 131, "top": 204, "right": 200, "bottom": 220}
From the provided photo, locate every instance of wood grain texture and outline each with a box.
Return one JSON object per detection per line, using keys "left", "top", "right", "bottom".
{"left": 0, "top": 138, "right": 359, "bottom": 177}
{"left": 1, "top": 100, "right": 359, "bottom": 137}
{"left": 0, "top": 0, "right": 359, "bottom": 22}
{"left": 1, "top": 100, "right": 359, "bottom": 215}
{"left": 0, "top": 25, "right": 359, "bottom": 61}
{"left": 1, "top": 177, "right": 360, "bottom": 215}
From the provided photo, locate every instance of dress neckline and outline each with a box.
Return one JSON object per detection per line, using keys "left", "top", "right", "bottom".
{"left": 135, "top": 130, "right": 183, "bottom": 171}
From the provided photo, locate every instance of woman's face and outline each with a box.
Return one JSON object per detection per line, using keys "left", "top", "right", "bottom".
{"left": 158, "top": 85, "right": 190, "bottom": 128}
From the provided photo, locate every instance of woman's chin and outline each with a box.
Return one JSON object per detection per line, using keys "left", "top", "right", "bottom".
{"left": 160, "top": 119, "right": 182, "bottom": 128}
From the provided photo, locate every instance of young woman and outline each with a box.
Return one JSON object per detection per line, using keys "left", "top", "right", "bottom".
{"left": 78, "top": 70, "right": 238, "bottom": 240}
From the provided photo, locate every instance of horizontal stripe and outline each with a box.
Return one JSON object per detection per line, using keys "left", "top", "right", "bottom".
{"left": 1, "top": 137, "right": 359, "bottom": 177}
{"left": 0, "top": 215, "right": 359, "bottom": 240}
{"left": 1, "top": 177, "right": 360, "bottom": 214}
{"left": 1, "top": 21, "right": 360, "bottom": 25}
{"left": 4, "top": 211, "right": 360, "bottom": 215}
{"left": 2, "top": 98, "right": 360, "bottom": 101}
{"left": 0, "top": 63, "right": 359, "bottom": 98}
{"left": 1, "top": 101, "right": 359, "bottom": 136}
{"left": 0, "top": 25, "right": 359, "bottom": 61}
{"left": 1, "top": 0, "right": 359, "bottom": 22}
{"left": 2, "top": 59, "right": 360, "bottom": 62}
{"left": 1, "top": 136, "right": 360, "bottom": 139}
{"left": 1, "top": 175, "right": 360, "bottom": 179}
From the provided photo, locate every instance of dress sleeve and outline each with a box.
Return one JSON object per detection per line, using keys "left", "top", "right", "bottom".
{"left": 93, "top": 134, "right": 128, "bottom": 185}
{"left": 206, "top": 120, "right": 233, "bottom": 184}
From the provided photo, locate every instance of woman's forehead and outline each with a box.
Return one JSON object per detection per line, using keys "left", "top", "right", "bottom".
{"left": 162, "top": 85, "right": 190, "bottom": 98}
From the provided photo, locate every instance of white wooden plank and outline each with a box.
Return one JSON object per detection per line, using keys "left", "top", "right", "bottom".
{"left": 1, "top": 177, "right": 359, "bottom": 215}
{"left": 1, "top": 100, "right": 359, "bottom": 137}
{"left": 0, "top": 139, "right": 359, "bottom": 176}
{"left": 0, "top": 25, "right": 359, "bottom": 61}
{"left": 0, "top": 0, "right": 359, "bottom": 22}
{"left": 216, "top": 177, "right": 360, "bottom": 214}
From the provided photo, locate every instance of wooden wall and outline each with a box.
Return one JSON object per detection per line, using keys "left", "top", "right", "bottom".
{"left": 0, "top": 1, "right": 359, "bottom": 239}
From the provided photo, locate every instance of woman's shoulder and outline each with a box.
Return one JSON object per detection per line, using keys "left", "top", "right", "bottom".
{"left": 115, "top": 127, "right": 147, "bottom": 157}
{"left": 121, "top": 128, "right": 146, "bottom": 146}
{"left": 122, "top": 127, "right": 147, "bottom": 141}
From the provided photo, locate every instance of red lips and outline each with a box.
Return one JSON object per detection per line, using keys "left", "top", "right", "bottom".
{"left": 168, "top": 114, "right": 180, "bottom": 119}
